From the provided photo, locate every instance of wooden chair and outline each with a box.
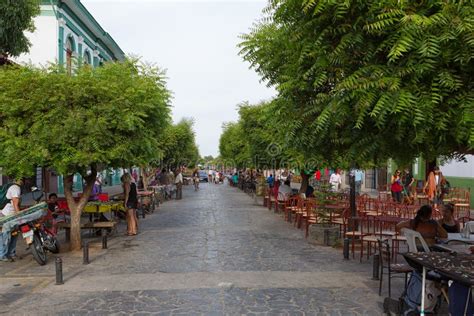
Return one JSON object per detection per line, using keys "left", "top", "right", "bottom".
{"left": 455, "top": 203, "right": 472, "bottom": 224}
{"left": 344, "top": 213, "right": 370, "bottom": 259}
{"left": 284, "top": 196, "right": 300, "bottom": 222}
{"left": 294, "top": 198, "right": 309, "bottom": 228}
{"left": 378, "top": 239, "right": 413, "bottom": 298}
{"left": 359, "top": 216, "right": 387, "bottom": 262}
{"left": 303, "top": 199, "right": 318, "bottom": 238}
{"left": 267, "top": 188, "right": 275, "bottom": 211}
{"left": 263, "top": 188, "right": 270, "bottom": 207}
{"left": 275, "top": 192, "right": 286, "bottom": 213}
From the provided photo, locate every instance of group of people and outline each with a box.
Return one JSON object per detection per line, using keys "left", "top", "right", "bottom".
{"left": 153, "top": 168, "right": 184, "bottom": 200}
{"left": 313, "top": 168, "right": 345, "bottom": 192}
{"left": 396, "top": 203, "right": 473, "bottom": 315}
{"left": 390, "top": 166, "right": 449, "bottom": 205}
{"left": 120, "top": 168, "right": 186, "bottom": 237}
{"left": 207, "top": 169, "right": 224, "bottom": 184}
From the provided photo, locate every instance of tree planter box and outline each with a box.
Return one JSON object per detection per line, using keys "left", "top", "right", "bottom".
{"left": 308, "top": 224, "right": 340, "bottom": 246}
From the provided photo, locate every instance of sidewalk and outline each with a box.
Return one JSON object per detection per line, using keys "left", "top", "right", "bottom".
{"left": 1, "top": 183, "right": 383, "bottom": 314}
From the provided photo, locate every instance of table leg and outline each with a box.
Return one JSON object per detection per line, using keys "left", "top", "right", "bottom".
{"left": 421, "top": 267, "right": 426, "bottom": 316}
{"left": 464, "top": 286, "right": 472, "bottom": 316}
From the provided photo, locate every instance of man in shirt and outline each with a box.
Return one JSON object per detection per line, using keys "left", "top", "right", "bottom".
{"left": 175, "top": 169, "right": 183, "bottom": 200}
{"left": 0, "top": 179, "right": 22, "bottom": 262}
{"left": 329, "top": 170, "right": 342, "bottom": 192}
{"left": 403, "top": 168, "right": 414, "bottom": 197}
{"left": 267, "top": 174, "right": 274, "bottom": 188}
{"left": 354, "top": 169, "right": 364, "bottom": 195}
{"left": 208, "top": 169, "right": 213, "bottom": 183}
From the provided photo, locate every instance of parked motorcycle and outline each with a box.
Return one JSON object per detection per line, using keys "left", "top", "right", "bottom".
{"left": 12, "top": 187, "right": 60, "bottom": 265}
{"left": 13, "top": 219, "right": 59, "bottom": 265}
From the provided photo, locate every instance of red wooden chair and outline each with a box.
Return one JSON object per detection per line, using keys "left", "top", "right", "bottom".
{"left": 303, "top": 199, "right": 318, "bottom": 238}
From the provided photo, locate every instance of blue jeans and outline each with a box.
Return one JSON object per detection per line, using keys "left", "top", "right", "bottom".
{"left": 0, "top": 231, "right": 18, "bottom": 259}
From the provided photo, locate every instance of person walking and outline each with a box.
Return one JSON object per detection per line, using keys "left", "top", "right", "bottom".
{"left": 267, "top": 174, "right": 274, "bottom": 188}
{"left": 192, "top": 168, "right": 200, "bottom": 191}
{"left": 390, "top": 170, "right": 403, "bottom": 203}
{"left": 175, "top": 169, "right": 183, "bottom": 200}
{"left": 403, "top": 168, "right": 414, "bottom": 198}
{"left": 167, "top": 169, "right": 175, "bottom": 199}
{"left": 424, "top": 166, "right": 446, "bottom": 205}
{"left": 121, "top": 173, "right": 138, "bottom": 236}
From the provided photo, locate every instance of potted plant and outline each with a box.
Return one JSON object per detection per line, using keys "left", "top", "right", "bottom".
{"left": 307, "top": 183, "right": 343, "bottom": 246}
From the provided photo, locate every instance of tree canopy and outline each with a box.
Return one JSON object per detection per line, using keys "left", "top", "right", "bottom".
{"left": 0, "top": 59, "right": 172, "bottom": 249}
{"left": 239, "top": 0, "right": 474, "bottom": 167}
{"left": 219, "top": 121, "right": 251, "bottom": 168}
{"left": 160, "top": 118, "right": 200, "bottom": 169}
{"left": 0, "top": 0, "right": 40, "bottom": 59}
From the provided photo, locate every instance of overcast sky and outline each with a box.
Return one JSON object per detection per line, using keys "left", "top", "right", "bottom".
{"left": 82, "top": 0, "right": 275, "bottom": 157}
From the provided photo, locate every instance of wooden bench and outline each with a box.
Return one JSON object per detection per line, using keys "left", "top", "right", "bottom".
{"left": 57, "top": 221, "right": 117, "bottom": 241}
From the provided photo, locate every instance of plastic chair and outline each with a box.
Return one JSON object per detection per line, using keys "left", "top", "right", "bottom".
{"left": 462, "top": 221, "right": 474, "bottom": 234}
{"left": 401, "top": 228, "right": 430, "bottom": 253}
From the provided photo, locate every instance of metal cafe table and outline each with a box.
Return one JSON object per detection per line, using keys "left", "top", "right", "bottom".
{"left": 403, "top": 252, "right": 474, "bottom": 315}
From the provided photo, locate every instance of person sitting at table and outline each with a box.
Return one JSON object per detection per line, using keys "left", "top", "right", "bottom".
{"left": 396, "top": 205, "right": 448, "bottom": 247}
{"left": 437, "top": 203, "right": 460, "bottom": 233}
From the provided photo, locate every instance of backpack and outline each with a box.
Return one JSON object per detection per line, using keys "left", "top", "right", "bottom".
{"left": 442, "top": 180, "right": 450, "bottom": 195}
{"left": 0, "top": 183, "right": 16, "bottom": 210}
{"left": 402, "top": 271, "right": 441, "bottom": 315}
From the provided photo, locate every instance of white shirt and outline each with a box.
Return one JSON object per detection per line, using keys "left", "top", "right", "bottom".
{"left": 1, "top": 185, "right": 21, "bottom": 216}
{"left": 175, "top": 173, "right": 183, "bottom": 184}
{"left": 208, "top": 170, "right": 212, "bottom": 175}
{"left": 330, "top": 173, "right": 341, "bottom": 184}
{"left": 278, "top": 184, "right": 292, "bottom": 198}
{"left": 435, "top": 175, "right": 439, "bottom": 185}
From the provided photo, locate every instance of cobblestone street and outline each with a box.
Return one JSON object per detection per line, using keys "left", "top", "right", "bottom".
{"left": 1, "top": 183, "right": 384, "bottom": 315}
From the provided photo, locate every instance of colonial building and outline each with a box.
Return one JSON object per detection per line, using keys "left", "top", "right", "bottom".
{"left": 1, "top": 0, "right": 126, "bottom": 193}
{"left": 16, "top": 0, "right": 124, "bottom": 67}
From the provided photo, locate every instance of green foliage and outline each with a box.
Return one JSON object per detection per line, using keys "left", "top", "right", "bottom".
{"left": 0, "top": 60, "right": 172, "bottom": 178}
{"left": 219, "top": 121, "right": 251, "bottom": 168}
{"left": 239, "top": 0, "right": 474, "bottom": 167}
{"left": 0, "top": 0, "right": 40, "bottom": 58}
{"left": 160, "top": 118, "right": 200, "bottom": 169}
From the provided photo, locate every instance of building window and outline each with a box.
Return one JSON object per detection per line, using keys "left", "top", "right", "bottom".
{"left": 365, "top": 169, "right": 376, "bottom": 190}
{"left": 83, "top": 51, "right": 91, "bottom": 65}
{"left": 65, "top": 37, "right": 74, "bottom": 75}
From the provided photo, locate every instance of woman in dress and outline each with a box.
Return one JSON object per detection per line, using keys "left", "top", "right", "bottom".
{"left": 121, "top": 173, "right": 138, "bottom": 236}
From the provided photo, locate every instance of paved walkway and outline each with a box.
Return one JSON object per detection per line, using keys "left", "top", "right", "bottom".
{"left": 0, "top": 183, "right": 383, "bottom": 315}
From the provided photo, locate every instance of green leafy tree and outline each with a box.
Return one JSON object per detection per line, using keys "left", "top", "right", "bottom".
{"left": 0, "top": 0, "right": 40, "bottom": 60}
{"left": 0, "top": 60, "right": 171, "bottom": 250}
{"left": 240, "top": 0, "right": 474, "bottom": 168}
{"left": 160, "top": 118, "right": 200, "bottom": 170}
{"left": 219, "top": 121, "right": 251, "bottom": 168}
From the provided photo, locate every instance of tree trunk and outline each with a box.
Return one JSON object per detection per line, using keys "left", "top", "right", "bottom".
{"left": 299, "top": 171, "right": 309, "bottom": 195}
{"left": 63, "top": 168, "right": 97, "bottom": 251}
